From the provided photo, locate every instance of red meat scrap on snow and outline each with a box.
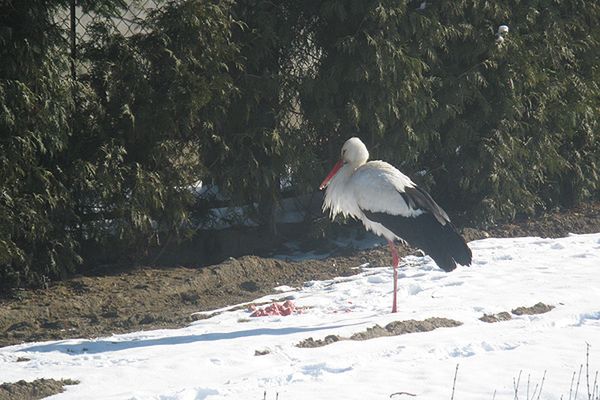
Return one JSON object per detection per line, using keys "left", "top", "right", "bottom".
{"left": 248, "top": 300, "right": 301, "bottom": 317}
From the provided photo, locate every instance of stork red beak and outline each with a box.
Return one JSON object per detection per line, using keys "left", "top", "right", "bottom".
{"left": 319, "top": 160, "right": 344, "bottom": 190}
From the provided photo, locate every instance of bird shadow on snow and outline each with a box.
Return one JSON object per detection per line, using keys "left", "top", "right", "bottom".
{"left": 19, "top": 324, "right": 360, "bottom": 355}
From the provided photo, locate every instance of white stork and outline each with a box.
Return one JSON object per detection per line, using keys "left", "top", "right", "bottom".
{"left": 319, "top": 137, "right": 472, "bottom": 313}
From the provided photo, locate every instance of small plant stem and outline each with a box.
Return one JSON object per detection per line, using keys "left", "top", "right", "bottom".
{"left": 575, "top": 364, "right": 583, "bottom": 400}
{"left": 587, "top": 343, "right": 592, "bottom": 400}
{"left": 451, "top": 364, "right": 459, "bottom": 400}
{"left": 514, "top": 370, "right": 523, "bottom": 400}
{"left": 531, "top": 383, "right": 539, "bottom": 400}
{"left": 536, "top": 370, "right": 546, "bottom": 400}
{"left": 569, "top": 370, "right": 576, "bottom": 400}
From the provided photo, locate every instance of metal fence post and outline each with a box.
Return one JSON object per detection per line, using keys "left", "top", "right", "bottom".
{"left": 70, "top": 0, "right": 76, "bottom": 82}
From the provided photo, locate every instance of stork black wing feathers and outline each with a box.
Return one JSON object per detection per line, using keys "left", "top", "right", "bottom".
{"left": 400, "top": 186, "right": 450, "bottom": 225}
{"left": 362, "top": 186, "right": 472, "bottom": 272}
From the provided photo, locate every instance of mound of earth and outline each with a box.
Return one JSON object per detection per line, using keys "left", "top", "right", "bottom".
{"left": 0, "top": 378, "right": 78, "bottom": 400}
{"left": 479, "top": 302, "right": 555, "bottom": 323}
{"left": 479, "top": 312, "right": 513, "bottom": 323}
{"left": 297, "top": 317, "right": 463, "bottom": 348}
{"left": 1, "top": 202, "right": 599, "bottom": 347}
{"left": 511, "top": 302, "right": 555, "bottom": 316}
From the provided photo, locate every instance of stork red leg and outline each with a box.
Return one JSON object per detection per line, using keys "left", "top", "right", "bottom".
{"left": 388, "top": 240, "right": 399, "bottom": 313}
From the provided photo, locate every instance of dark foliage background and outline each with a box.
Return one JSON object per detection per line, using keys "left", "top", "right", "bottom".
{"left": 1, "top": 0, "right": 599, "bottom": 287}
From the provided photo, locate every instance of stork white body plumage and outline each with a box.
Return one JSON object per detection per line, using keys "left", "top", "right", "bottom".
{"left": 324, "top": 160, "right": 425, "bottom": 241}
{"left": 320, "top": 137, "right": 472, "bottom": 313}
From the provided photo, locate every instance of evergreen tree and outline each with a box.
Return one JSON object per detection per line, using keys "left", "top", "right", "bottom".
{"left": 0, "top": 0, "right": 78, "bottom": 287}
{"left": 0, "top": 0, "right": 239, "bottom": 287}
{"left": 299, "top": 0, "right": 600, "bottom": 222}
{"left": 69, "top": 0, "right": 239, "bottom": 261}
{"left": 1, "top": 0, "right": 599, "bottom": 288}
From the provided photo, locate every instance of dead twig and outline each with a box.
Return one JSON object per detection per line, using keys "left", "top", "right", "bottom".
{"left": 535, "top": 370, "right": 546, "bottom": 400}
{"left": 586, "top": 343, "right": 591, "bottom": 400}
{"left": 514, "top": 370, "right": 523, "bottom": 400}
{"left": 592, "top": 371, "right": 598, "bottom": 400}
{"left": 390, "top": 392, "right": 417, "bottom": 398}
{"left": 575, "top": 364, "right": 583, "bottom": 400}
{"left": 569, "top": 370, "right": 576, "bottom": 400}
{"left": 451, "top": 364, "right": 460, "bottom": 400}
{"left": 530, "top": 382, "right": 539, "bottom": 400}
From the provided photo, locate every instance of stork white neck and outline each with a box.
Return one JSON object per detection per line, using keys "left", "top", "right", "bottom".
{"left": 320, "top": 137, "right": 370, "bottom": 219}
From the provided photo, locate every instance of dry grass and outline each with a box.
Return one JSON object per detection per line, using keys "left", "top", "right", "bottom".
{"left": 385, "top": 344, "right": 598, "bottom": 399}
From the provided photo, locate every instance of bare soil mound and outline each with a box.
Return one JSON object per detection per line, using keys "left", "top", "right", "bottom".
{"left": 480, "top": 312, "right": 513, "bottom": 323}
{"left": 512, "top": 302, "right": 555, "bottom": 316}
{"left": 479, "top": 302, "right": 555, "bottom": 323}
{"left": 297, "top": 317, "right": 463, "bottom": 348}
{"left": 0, "top": 379, "right": 78, "bottom": 400}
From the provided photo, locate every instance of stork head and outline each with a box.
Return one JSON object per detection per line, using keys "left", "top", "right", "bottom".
{"left": 341, "top": 137, "right": 369, "bottom": 166}
{"left": 319, "top": 137, "right": 369, "bottom": 190}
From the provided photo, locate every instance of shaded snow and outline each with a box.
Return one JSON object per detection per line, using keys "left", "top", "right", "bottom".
{"left": 1, "top": 234, "right": 600, "bottom": 399}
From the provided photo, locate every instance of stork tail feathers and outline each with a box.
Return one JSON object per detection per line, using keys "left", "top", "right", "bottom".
{"left": 363, "top": 211, "right": 472, "bottom": 272}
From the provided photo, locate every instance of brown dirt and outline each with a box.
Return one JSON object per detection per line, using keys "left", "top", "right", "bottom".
{"left": 0, "top": 250, "right": 393, "bottom": 347}
{"left": 0, "top": 379, "right": 78, "bottom": 400}
{"left": 480, "top": 312, "right": 513, "bottom": 323}
{"left": 297, "top": 317, "right": 462, "bottom": 348}
{"left": 480, "top": 302, "right": 555, "bottom": 323}
{"left": 511, "top": 302, "right": 555, "bottom": 316}
{"left": 1, "top": 202, "right": 600, "bottom": 348}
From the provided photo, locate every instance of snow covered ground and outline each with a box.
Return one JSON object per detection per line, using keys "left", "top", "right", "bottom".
{"left": 2, "top": 233, "right": 600, "bottom": 399}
